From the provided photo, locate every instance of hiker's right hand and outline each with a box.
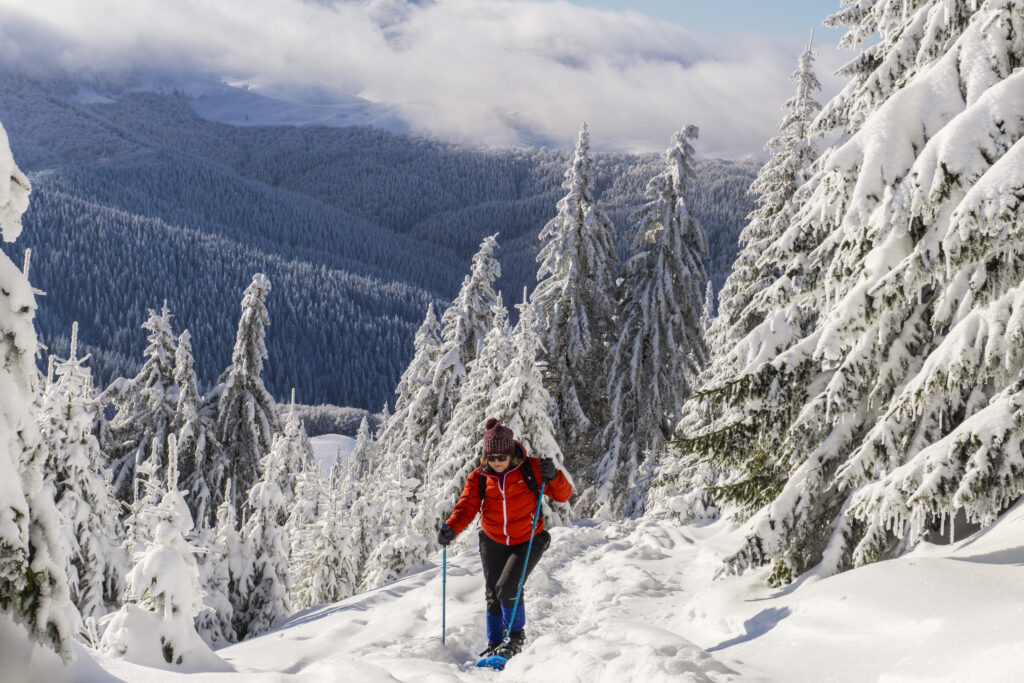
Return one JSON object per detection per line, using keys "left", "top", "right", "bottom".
{"left": 437, "top": 524, "right": 455, "bottom": 546}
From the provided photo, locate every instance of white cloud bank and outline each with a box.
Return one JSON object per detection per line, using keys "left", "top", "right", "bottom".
{"left": 0, "top": 0, "right": 848, "bottom": 156}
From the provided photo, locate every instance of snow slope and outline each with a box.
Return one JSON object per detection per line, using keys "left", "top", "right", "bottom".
{"left": 310, "top": 434, "right": 356, "bottom": 478}
{"left": 47, "top": 499, "right": 1024, "bottom": 681}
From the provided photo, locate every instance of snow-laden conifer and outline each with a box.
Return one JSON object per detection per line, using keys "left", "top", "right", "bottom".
{"left": 360, "top": 445, "right": 431, "bottom": 591}
{"left": 651, "top": 33, "right": 824, "bottom": 521}
{"left": 416, "top": 299, "right": 513, "bottom": 552}
{"left": 700, "top": 281, "right": 715, "bottom": 334}
{"left": 104, "top": 303, "right": 178, "bottom": 501}
{"left": 293, "top": 466, "right": 359, "bottom": 607}
{"left": 0, "top": 123, "right": 74, "bottom": 661}
{"left": 173, "top": 330, "right": 226, "bottom": 529}
{"left": 39, "top": 323, "right": 127, "bottom": 627}
{"left": 586, "top": 126, "right": 709, "bottom": 519}
{"left": 664, "top": 1, "right": 1024, "bottom": 584}
{"left": 375, "top": 305, "right": 443, "bottom": 486}
{"left": 343, "top": 417, "right": 377, "bottom": 579}
{"left": 533, "top": 123, "right": 619, "bottom": 487}
{"left": 199, "top": 479, "right": 240, "bottom": 647}
{"left": 486, "top": 292, "right": 573, "bottom": 526}
{"left": 709, "top": 32, "right": 822, "bottom": 352}
{"left": 237, "top": 427, "right": 292, "bottom": 638}
{"left": 212, "top": 273, "right": 281, "bottom": 516}
{"left": 430, "top": 235, "right": 502, "bottom": 441}
{"left": 100, "top": 436, "right": 227, "bottom": 671}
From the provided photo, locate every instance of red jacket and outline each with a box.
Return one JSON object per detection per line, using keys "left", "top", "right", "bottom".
{"left": 445, "top": 445, "right": 572, "bottom": 545}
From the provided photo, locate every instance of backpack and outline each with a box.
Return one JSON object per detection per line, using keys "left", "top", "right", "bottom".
{"left": 478, "top": 445, "right": 544, "bottom": 525}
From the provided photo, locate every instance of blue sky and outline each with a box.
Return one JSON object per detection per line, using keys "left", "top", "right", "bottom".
{"left": 0, "top": 0, "right": 856, "bottom": 157}
{"left": 565, "top": 1, "right": 847, "bottom": 40}
{"left": 565, "top": 0, "right": 843, "bottom": 38}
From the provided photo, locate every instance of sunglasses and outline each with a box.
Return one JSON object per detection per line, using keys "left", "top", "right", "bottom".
{"left": 485, "top": 454, "right": 510, "bottom": 462}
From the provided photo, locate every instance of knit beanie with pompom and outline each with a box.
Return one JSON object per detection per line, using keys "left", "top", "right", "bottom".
{"left": 482, "top": 418, "right": 515, "bottom": 457}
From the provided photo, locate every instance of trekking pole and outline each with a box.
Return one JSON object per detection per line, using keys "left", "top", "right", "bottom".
{"left": 442, "top": 545, "right": 447, "bottom": 645}
{"left": 502, "top": 480, "right": 546, "bottom": 645}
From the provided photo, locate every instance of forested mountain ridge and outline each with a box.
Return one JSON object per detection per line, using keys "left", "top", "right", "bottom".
{"left": 0, "top": 72, "right": 756, "bottom": 409}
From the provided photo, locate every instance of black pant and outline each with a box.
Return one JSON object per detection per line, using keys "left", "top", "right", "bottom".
{"left": 479, "top": 530, "right": 551, "bottom": 615}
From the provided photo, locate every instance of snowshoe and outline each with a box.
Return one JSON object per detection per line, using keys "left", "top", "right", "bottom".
{"left": 475, "top": 632, "right": 524, "bottom": 670}
{"left": 478, "top": 641, "right": 502, "bottom": 657}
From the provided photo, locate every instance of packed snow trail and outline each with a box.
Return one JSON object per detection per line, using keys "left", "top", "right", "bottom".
{"left": 218, "top": 518, "right": 738, "bottom": 682}
{"left": 67, "top": 502, "right": 1024, "bottom": 681}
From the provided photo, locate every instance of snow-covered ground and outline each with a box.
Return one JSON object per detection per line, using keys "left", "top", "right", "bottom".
{"left": 36, "top": 496, "right": 1022, "bottom": 682}
{"left": 309, "top": 434, "right": 357, "bottom": 479}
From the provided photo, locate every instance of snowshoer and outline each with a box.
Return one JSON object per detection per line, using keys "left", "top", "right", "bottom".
{"left": 437, "top": 418, "right": 572, "bottom": 660}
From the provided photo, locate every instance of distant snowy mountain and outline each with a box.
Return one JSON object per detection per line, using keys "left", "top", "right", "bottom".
{"left": 0, "top": 70, "right": 756, "bottom": 410}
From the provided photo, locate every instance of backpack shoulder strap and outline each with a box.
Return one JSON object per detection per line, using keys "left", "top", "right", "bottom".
{"left": 518, "top": 448, "right": 545, "bottom": 526}
{"left": 478, "top": 471, "right": 487, "bottom": 509}
{"left": 520, "top": 455, "right": 541, "bottom": 501}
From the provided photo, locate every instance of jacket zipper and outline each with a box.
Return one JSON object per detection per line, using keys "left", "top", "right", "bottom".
{"left": 499, "top": 474, "right": 509, "bottom": 544}
{"left": 495, "top": 462, "right": 528, "bottom": 548}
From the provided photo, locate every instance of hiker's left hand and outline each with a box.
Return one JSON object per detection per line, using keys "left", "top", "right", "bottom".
{"left": 540, "top": 458, "right": 557, "bottom": 482}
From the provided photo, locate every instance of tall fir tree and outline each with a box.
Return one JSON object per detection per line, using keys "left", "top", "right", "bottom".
{"left": 430, "top": 234, "right": 503, "bottom": 445}
{"left": 0, "top": 123, "right": 74, "bottom": 661}
{"left": 212, "top": 273, "right": 282, "bottom": 517}
{"left": 663, "top": 1, "right": 1024, "bottom": 585}
{"left": 39, "top": 323, "right": 127, "bottom": 628}
{"left": 103, "top": 303, "right": 179, "bottom": 501}
{"left": 485, "top": 292, "right": 573, "bottom": 526}
{"left": 709, "top": 31, "right": 822, "bottom": 352}
{"left": 416, "top": 299, "right": 513, "bottom": 552}
{"left": 343, "top": 417, "right": 377, "bottom": 581}
{"left": 652, "top": 32, "right": 824, "bottom": 520}
{"left": 237, "top": 426, "right": 292, "bottom": 638}
{"left": 585, "top": 125, "right": 710, "bottom": 519}
{"left": 99, "top": 435, "right": 218, "bottom": 669}
{"left": 374, "top": 304, "right": 443, "bottom": 488}
{"left": 173, "top": 329, "right": 226, "bottom": 530}
{"left": 533, "top": 123, "right": 619, "bottom": 489}
{"left": 292, "top": 466, "right": 359, "bottom": 608}
{"left": 203, "top": 479, "right": 241, "bottom": 647}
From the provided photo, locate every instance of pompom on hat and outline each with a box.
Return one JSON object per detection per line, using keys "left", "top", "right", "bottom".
{"left": 482, "top": 418, "right": 515, "bottom": 457}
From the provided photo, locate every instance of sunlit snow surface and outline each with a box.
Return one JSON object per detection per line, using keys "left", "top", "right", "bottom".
{"left": 46, "top": 499, "right": 1024, "bottom": 681}
{"left": 309, "top": 434, "right": 356, "bottom": 479}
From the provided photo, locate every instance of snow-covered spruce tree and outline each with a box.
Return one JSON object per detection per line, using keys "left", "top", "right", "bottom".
{"left": 212, "top": 273, "right": 282, "bottom": 517}
{"left": 585, "top": 125, "right": 709, "bottom": 519}
{"left": 533, "top": 123, "right": 619, "bottom": 488}
{"left": 416, "top": 298, "right": 513, "bottom": 553}
{"left": 100, "top": 436, "right": 226, "bottom": 670}
{"left": 700, "top": 281, "right": 715, "bottom": 334}
{"left": 651, "top": 32, "right": 824, "bottom": 520}
{"left": 292, "top": 466, "right": 359, "bottom": 607}
{"left": 286, "top": 438, "right": 323, "bottom": 607}
{"left": 708, "top": 31, "right": 822, "bottom": 353}
{"left": 39, "top": 322, "right": 127, "bottom": 627}
{"left": 237, "top": 427, "right": 292, "bottom": 639}
{"left": 429, "top": 234, "right": 503, "bottom": 444}
{"left": 0, "top": 122, "right": 74, "bottom": 661}
{"left": 103, "top": 303, "right": 178, "bottom": 501}
{"left": 486, "top": 292, "right": 573, "bottom": 525}
{"left": 668, "top": 0, "right": 1024, "bottom": 584}
{"left": 374, "top": 304, "right": 443, "bottom": 489}
{"left": 341, "top": 417, "right": 376, "bottom": 581}
{"left": 360, "top": 440, "right": 431, "bottom": 591}
{"left": 173, "top": 329, "right": 226, "bottom": 530}
{"left": 197, "top": 479, "right": 240, "bottom": 647}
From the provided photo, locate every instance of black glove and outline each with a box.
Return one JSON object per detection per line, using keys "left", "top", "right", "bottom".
{"left": 437, "top": 524, "right": 455, "bottom": 546}
{"left": 540, "top": 458, "right": 558, "bottom": 482}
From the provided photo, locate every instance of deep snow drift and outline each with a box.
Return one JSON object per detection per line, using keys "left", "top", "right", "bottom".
{"left": 20, "top": 494, "right": 1023, "bottom": 682}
